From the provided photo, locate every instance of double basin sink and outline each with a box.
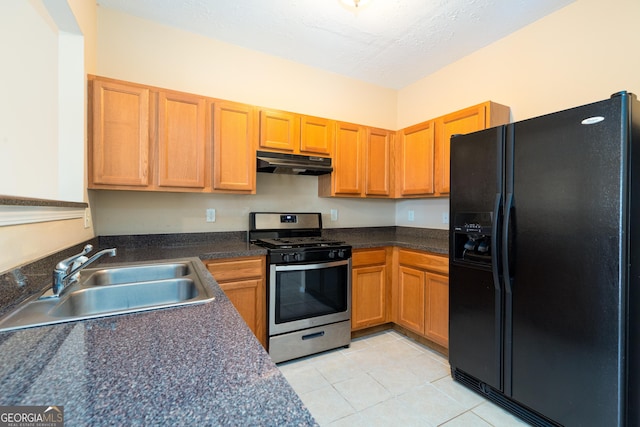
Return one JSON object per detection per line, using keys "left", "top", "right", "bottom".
{"left": 0, "top": 259, "right": 215, "bottom": 332}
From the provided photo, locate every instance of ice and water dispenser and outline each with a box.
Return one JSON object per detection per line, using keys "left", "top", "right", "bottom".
{"left": 452, "top": 212, "right": 493, "bottom": 267}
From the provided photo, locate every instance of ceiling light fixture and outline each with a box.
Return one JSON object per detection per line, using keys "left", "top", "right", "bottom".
{"left": 339, "top": 0, "right": 372, "bottom": 9}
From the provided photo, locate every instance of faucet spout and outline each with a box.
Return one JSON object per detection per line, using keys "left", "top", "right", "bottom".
{"left": 51, "top": 246, "right": 117, "bottom": 297}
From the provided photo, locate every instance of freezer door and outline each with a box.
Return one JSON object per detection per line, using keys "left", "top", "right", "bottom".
{"left": 506, "top": 96, "right": 626, "bottom": 425}
{"left": 449, "top": 126, "right": 504, "bottom": 391}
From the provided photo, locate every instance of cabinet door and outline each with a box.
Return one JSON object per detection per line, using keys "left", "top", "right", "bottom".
{"left": 157, "top": 91, "right": 207, "bottom": 189}
{"left": 425, "top": 272, "right": 449, "bottom": 347}
{"left": 352, "top": 265, "right": 387, "bottom": 330}
{"left": 259, "top": 109, "right": 298, "bottom": 152}
{"left": 206, "top": 257, "right": 266, "bottom": 348}
{"left": 213, "top": 101, "right": 256, "bottom": 193}
{"left": 90, "top": 80, "right": 150, "bottom": 187}
{"left": 218, "top": 279, "right": 265, "bottom": 346}
{"left": 365, "top": 128, "right": 392, "bottom": 197}
{"left": 396, "top": 265, "right": 426, "bottom": 334}
{"left": 435, "top": 105, "right": 487, "bottom": 195}
{"left": 300, "top": 115, "right": 333, "bottom": 156}
{"left": 333, "top": 122, "right": 363, "bottom": 195}
{"left": 397, "top": 121, "right": 435, "bottom": 197}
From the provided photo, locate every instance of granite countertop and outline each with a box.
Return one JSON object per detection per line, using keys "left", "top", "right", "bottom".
{"left": 0, "top": 226, "right": 448, "bottom": 426}
{"left": 0, "top": 257, "right": 316, "bottom": 426}
{"left": 324, "top": 226, "right": 449, "bottom": 255}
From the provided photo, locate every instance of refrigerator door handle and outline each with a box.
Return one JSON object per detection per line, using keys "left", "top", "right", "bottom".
{"left": 502, "top": 192, "right": 513, "bottom": 293}
{"left": 491, "top": 192, "right": 502, "bottom": 290}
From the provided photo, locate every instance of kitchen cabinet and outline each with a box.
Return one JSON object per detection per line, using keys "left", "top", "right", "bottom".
{"left": 89, "top": 76, "right": 257, "bottom": 194}
{"left": 89, "top": 78, "right": 151, "bottom": 188}
{"left": 205, "top": 256, "right": 266, "bottom": 348}
{"left": 351, "top": 247, "right": 392, "bottom": 330}
{"left": 318, "top": 122, "right": 363, "bottom": 197}
{"left": 259, "top": 108, "right": 333, "bottom": 156}
{"left": 394, "top": 248, "right": 449, "bottom": 348}
{"left": 395, "top": 120, "right": 436, "bottom": 197}
{"left": 318, "top": 124, "right": 393, "bottom": 198}
{"left": 157, "top": 90, "right": 208, "bottom": 190}
{"left": 395, "top": 101, "right": 510, "bottom": 198}
{"left": 89, "top": 76, "right": 212, "bottom": 192}
{"left": 434, "top": 101, "right": 511, "bottom": 195}
{"left": 212, "top": 100, "right": 256, "bottom": 193}
{"left": 365, "top": 127, "right": 393, "bottom": 197}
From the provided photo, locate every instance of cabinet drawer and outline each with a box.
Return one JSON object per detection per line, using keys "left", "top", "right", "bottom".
{"left": 352, "top": 248, "right": 388, "bottom": 267}
{"left": 398, "top": 249, "right": 448, "bottom": 275}
{"left": 205, "top": 257, "right": 264, "bottom": 282}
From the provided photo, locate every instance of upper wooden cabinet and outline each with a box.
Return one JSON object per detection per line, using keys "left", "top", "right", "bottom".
{"left": 365, "top": 127, "right": 393, "bottom": 197}
{"left": 395, "top": 101, "right": 510, "bottom": 198}
{"left": 259, "top": 109, "right": 333, "bottom": 156}
{"left": 89, "top": 75, "right": 509, "bottom": 200}
{"left": 89, "top": 79, "right": 150, "bottom": 187}
{"left": 434, "top": 101, "right": 510, "bottom": 195}
{"left": 395, "top": 120, "right": 436, "bottom": 197}
{"left": 319, "top": 124, "right": 393, "bottom": 198}
{"left": 88, "top": 76, "right": 256, "bottom": 194}
{"left": 212, "top": 100, "right": 256, "bottom": 193}
{"left": 157, "top": 90, "right": 208, "bottom": 190}
{"left": 318, "top": 122, "right": 363, "bottom": 197}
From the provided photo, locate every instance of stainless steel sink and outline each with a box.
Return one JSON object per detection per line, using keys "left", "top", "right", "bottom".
{"left": 80, "top": 263, "right": 190, "bottom": 286}
{"left": 0, "top": 259, "right": 215, "bottom": 332}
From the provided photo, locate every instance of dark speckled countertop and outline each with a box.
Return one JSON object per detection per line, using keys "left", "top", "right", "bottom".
{"left": 0, "top": 226, "right": 448, "bottom": 426}
{"left": 0, "top": 257, "right": 316, "bottom": 426}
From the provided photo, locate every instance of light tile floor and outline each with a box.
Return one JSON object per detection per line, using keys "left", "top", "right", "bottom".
{"left": 277, "top": 330, "right": 530, "bottom": 426}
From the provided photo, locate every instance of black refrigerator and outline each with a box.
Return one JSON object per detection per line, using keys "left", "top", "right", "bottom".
{"left": 449, "top": 91, "right": 639, "bottom": 426}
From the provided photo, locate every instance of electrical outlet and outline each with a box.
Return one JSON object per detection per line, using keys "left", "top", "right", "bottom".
{"left": 330, "top": 209, "right": 338, "bottom": 221}
{"left": 84, "top": 209, "right": 91, "bottom": 229}
{"left": 206, "top": 208, "right": 216, "bottom": 223}
{"left": 442, "top": 212, "right": 449, "bottom": 224}
{"left": 408, "top": 210, "right": 415, "bottom": 221}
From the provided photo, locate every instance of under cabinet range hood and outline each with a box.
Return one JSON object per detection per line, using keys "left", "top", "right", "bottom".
{"left": 256, "top": 150, "right": 332, "bottom": 175}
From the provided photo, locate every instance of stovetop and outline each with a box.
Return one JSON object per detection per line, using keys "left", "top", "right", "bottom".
{"left": 255, "top": 236, "right": 345, "bottom": 249}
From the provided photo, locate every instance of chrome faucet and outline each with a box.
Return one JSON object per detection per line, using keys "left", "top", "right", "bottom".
{"left": 51, "top": 244, "right": 117, "bottom": 297}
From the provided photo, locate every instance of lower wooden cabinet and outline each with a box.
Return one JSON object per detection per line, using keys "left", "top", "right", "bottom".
{"left": 205, "top": 256, "right": 266, "bottom": 348}
{"left": 394, "top": 248, "right": 449, "bottom": 348}
{"left": 351, "top": 248, "right": 391, "bottom": 330}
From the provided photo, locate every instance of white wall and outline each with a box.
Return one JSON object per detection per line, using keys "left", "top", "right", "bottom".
{"left": 94, "top": 0, "right": 640, "bottom": 234}
{"left": 93, "top": 6, "right": 399, "bottom": 235}
{"left": 398, "top": 0, "right": 640, "bottom": 126}
{"left": 96, "top": 7, "right": 397, "bottom": 130}
{"left": 0, "top": 0, "right": 97, "bottom": 273}
{"left": 396, "top": 0, "right": 640, "bottom": 230}
{"left": 0, "top": 1, "right": 59, "bottom": 200}
{"left": 93, "top": 174, "right": 395, "bottom": 235}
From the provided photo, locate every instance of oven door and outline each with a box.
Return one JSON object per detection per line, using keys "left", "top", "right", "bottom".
{"left": 269, "top": 259, "right": 351, "bottom": 336}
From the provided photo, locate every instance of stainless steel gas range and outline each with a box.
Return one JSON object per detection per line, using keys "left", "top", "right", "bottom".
{"left": 249, "top": 212, "right": 352, "bottom": 363}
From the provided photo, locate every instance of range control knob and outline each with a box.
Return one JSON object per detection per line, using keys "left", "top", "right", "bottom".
{"left": 329, "top": 250, "right": 336, "bottom": 259}
{"left": 338, "top": 249, "right": 345, "bottom": 258}
{"left": 284, "top": 253, "right": 301, "bottom": 263}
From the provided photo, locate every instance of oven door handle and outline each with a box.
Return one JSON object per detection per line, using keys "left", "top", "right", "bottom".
{"left": 273, "top": 259, "right": 351, "bottom": 272}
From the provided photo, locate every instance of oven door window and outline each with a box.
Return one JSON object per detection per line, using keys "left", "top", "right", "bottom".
{"left": 274, "top": 261, "right": 349, "bottom": 324}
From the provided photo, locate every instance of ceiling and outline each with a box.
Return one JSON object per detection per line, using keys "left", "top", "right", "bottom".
{"left": 96, "top": 0, "right": 575, "bottom": 90}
